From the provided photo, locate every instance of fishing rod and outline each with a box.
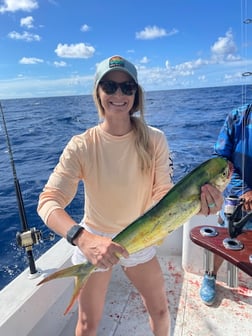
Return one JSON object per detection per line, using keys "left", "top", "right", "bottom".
{"left": 242, "top": 16, "right": 252, "bottom": 76}
{"left": 225, "top": 13, "right": 252, "bottom": 238}
{"left": 0, "top": 101, "right": 54, "bottom": 278}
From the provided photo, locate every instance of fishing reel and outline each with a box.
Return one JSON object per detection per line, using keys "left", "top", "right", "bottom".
{"left": 16, "top": 228, "right": 55, "bottom": 277}
{"left": 16, "top": 228, "right": 55, "bottom": 249}
{"left": 224, "top": 195, "right": 252, "bottom": 238}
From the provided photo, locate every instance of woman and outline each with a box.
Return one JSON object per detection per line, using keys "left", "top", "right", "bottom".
{"left": 37, "top": 55, "right": 222, "bottom": 336}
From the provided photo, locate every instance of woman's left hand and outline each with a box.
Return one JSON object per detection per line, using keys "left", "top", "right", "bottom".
{"left": 198, "top": 184, "right": 223, "bottom": 216}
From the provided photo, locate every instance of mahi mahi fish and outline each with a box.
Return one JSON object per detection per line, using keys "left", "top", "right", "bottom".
{"left": 37, "top": 157, "right": 232, "bottom": 314}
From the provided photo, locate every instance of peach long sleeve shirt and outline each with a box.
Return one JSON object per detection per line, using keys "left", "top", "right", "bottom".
{"left": 37, "top": 124, "right": 173, "bottom": 234}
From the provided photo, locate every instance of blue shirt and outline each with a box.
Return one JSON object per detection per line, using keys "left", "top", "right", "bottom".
{"left": 214, "top": 103, "right": 252, "bottom": 198}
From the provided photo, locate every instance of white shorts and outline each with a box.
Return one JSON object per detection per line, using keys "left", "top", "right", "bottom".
{"left": 71, "top": 222, "right": 157, "bottom": 270}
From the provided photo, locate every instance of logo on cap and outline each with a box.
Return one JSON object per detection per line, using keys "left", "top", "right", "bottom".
{"left": 109, "top": 56, "right": 125, "bottom": 69}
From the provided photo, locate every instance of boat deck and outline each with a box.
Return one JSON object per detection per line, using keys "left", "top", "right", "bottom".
{"left": 61, "top": 255, "right": 252, "bottom": 336}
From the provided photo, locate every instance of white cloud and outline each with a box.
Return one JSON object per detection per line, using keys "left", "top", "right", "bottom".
{"left": 140, "top": 56, "right": 150, "bottom": 64}
{"left": 165, "top": 60, "right": 170, "bottom": 70}
{"left": 55, "top": 43, "right": 95, "bottom": 58}
{"left": 198, "top": 75, "right": 206, "bottom": 81}
{"left": 136, "top": 26, "right": 178, "bottom": 40}
{"left": 81, "top": 24, "right": 91, "bottom": 32}
{"left": 54, "top": 61, "right": 67, "bottom": 67}
{"left": 226, "top": 54, "right": 241, "bottom": 61}
{"left": 8, "top": 30, "right": 41, "bottom": 42}
{"left": 20, "top": 16, "right": 34, "bottom": 29}
{"left": 0, "top": 0, "right": 38, "bottom": 13}
{"left": 19, "top": 57, "right": 43, "bottom": 64}
{"left": 164, "top": 58, "right": 208, "bottom": 77}
{"left": 211, "top": 29, "right": 238, "bottom": 61}
{"left": 162, "top": 34, "right": 242, "bottom": 83}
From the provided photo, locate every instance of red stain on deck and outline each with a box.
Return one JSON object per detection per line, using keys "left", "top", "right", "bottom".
{"left": 237, "top": 286, "right": 251, "bottom": 297}
{"left": 188, "top": 279, "right": 200, "bottom": 288}
{"left": 167, "top": 261, "right": 176, "bottom": 271}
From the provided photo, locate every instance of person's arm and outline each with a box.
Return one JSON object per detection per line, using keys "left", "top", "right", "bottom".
{"left": 38, "top": 136, "right": 129, "bottom": 269}
{"left": 47, "top": 208, "right": 129, "bottom": 268}
{"left": 214, "top": 109, "right": 235, "bottom": 160}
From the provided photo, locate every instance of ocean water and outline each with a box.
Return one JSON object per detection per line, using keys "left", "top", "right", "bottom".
{"left": 0, "top": 85, "right": 251, "bottom": 290}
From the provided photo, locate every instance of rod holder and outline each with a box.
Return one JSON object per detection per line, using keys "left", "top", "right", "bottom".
{"left": 200, "top": 226, "right": 218, "bottom": 237}
{"left": 227, "top": 262, "right": 238, "bottom": 287}
{"left": 203, "top": 249, "right": 214, "bottom": 274}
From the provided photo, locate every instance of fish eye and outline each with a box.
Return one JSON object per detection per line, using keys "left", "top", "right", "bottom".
{"left": 222, "top": 167, "right": 229, "bottom": 177}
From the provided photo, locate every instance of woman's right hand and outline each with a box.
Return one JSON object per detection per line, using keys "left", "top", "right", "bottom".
{"left": 75, "top": 230, "right": 129, "bottom": 269}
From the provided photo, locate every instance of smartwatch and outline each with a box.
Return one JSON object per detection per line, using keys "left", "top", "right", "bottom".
{"left": 66, "top": 224, "right": 84, "bottom": 246}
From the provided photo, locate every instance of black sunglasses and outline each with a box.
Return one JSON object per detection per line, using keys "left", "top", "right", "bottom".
{"left": 99, "top": 80, "right": 138, "bottom": 96}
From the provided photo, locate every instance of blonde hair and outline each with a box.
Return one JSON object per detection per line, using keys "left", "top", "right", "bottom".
{"left": 93, "top": 84, "right": 153, "bottom": 172}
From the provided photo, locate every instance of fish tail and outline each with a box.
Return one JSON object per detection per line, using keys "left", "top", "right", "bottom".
{"left": 63, "top": 274, "right": 90, "bottom": 315}
{"left": 37, "top": 262, "right": 95, "bottom": 314}
{"left": 37, "top": 263, "right": 91, "bottom": 285}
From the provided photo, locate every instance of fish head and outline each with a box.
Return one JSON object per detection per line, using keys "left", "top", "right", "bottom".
{"left": 210, "top": 159, "right": 233, "bottom": 192}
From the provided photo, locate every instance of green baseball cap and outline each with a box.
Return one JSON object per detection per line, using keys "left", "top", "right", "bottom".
{"left": 94, "top": 55, "right": 138, "bottom": 88}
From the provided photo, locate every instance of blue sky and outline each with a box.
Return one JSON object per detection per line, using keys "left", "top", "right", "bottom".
{"left": 1, "top": 0, "right": 252, "bottom": 99}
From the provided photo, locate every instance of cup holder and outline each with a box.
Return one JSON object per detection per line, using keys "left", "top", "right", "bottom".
{"left": 200, "top": 226, "right": 218, "bottom": 237}
{"left": 223, "top": 238, "right": 244, "bottom": 251}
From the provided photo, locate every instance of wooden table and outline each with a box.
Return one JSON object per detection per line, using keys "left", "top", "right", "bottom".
{"left": 190, "top": 226, "right": 252, "bottom": 285}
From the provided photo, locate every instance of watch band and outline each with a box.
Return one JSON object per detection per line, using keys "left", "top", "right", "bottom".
{"left": 66, "top": 224, "right": 84, "bottom": 246}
